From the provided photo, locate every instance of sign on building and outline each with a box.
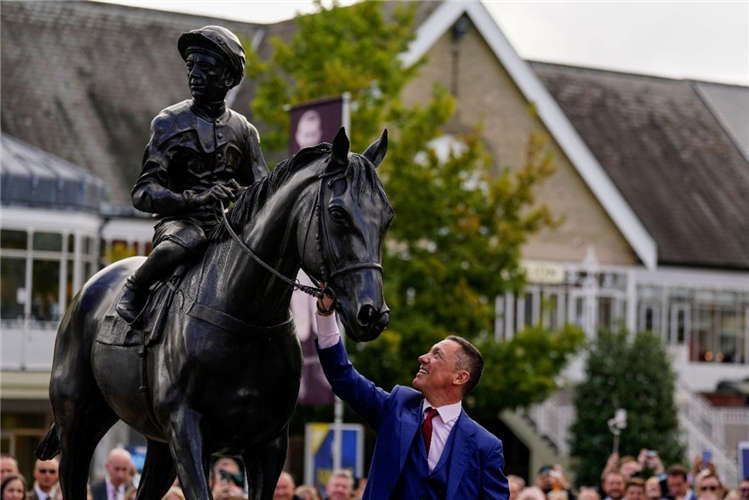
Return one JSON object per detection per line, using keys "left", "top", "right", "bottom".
{"left": 304, "top": 422, "right": 364, "bottom": 490}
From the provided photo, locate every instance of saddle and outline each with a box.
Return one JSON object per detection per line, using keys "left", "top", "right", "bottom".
{"left": 96, "top": 266, "right": 186, "bottom": 348}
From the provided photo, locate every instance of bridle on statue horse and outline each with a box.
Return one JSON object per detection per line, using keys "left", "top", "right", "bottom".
{"left": 216, "top": 156, "right": 383, "bottom": 305}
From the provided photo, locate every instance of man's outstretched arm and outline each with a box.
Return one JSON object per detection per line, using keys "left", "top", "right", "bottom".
{"left": 315, "top": 312, "right": 391, "bottom": 431}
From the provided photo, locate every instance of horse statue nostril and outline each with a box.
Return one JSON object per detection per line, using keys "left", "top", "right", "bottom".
{"left": 357, "top": 305, "right": 377, "bottom": 327}
{"left": 376, "top": 312, "right": 389, "bottom": 331}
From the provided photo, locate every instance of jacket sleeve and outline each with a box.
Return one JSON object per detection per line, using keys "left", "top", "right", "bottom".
{"left": 482, "top": 440, "right": 510, "bottom": 500}
{"left": 131, "top": 113, "right": 195, "bottom": 215}
{"left": 315, "top": 338, "right": 391, "bottom": 431}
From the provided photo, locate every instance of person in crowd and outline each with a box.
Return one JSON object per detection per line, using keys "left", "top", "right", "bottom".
{"left": 352, "top": 477, "right": 367, "bottom": 500}
{"left": 27, "top": 459, "right": 58, "bottom": 500}
{"left": 695, "top": 472, "right": 722, "bottom": 500}
{"left": 666, "top": 465, "right": 695, "bottom": 500}
{"left": 1, "top": 475, "right": 26, "bottom": 500}
{"left": 579, "top": 487, "right": 602, "bottom": 500}
{"left": 273, "top": 472, "right": 297, "bottom": 500}
{"left": 739, "top": 478, "right": 749, "bottom": 500}
{"left": 517, "top": 486, "right": 547, "bottom": 500}
{"left": 324, "top": 470, "right": 353, "bottom": 500}
{"left": 691, "top": 454, "right": 717, "bottom": 480}
{"left": 645, "top": 476, "right": 664, "bottom": 500}
{"left": 91, "top": 448, "right": 134, "bottom": 500}
{"left": 161, "top": 487, "right": 186, "bottom": 500}
{"left": 123, "top": 486, "right": 137, "bottom": 500}
{"left": 508, "top": 475, "right": 526, "bottom": 500}
{"left": 603, "top": 470, "right": 626, "bottom": 500}
{"left": 210, "top": 458, "right": 245, "bottom": 500}
{"left": 638, "top": 450, "right": 665, "bottom": 478}
{"left": 314, "top": 290, "right": 509, "bottom": 499}
{"left": 625, "top": 479, "right": 646, "bottom": 500}
{"left": 293, "top": 485, "right": 319, "bottom": 500}
{"left": 620, "top": 457, "right": 641, "bottom": 481}
{"left": 0, "top": 457, "right": 20, "bottom": 483}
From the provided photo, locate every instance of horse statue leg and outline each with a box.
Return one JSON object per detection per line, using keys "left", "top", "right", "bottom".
{"left": 243, "top": 428, "right": 289, "bottom": 500}
{"left": 134, "top": 439, "right": 176, "bottom": 500}
{"left": 166, "top": 407, "right": 213, "bottom": 499}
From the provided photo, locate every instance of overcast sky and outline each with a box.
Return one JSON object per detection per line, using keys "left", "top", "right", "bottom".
{"left": 94, "top": 0, "right": 749, "bottom": 85}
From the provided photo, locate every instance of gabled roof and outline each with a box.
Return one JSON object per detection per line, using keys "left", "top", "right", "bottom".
{"left": 1, "top": 134, "right": 108, "bottom": 212}
{"left": 693, "top": 81, "right": 749, "bottom": 163}
{"left": 533, "top": 63, "right": 749, "bottom": 270}
{"left": 402, "top": 1, "right": 658, "bottom": 269}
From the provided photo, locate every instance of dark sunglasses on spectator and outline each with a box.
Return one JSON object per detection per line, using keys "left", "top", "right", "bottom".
{"left": 700, "top": 486, "right": 719, "bottom": 492}
{"left": 38, "top": 469, "right": 57, "bottom": 474}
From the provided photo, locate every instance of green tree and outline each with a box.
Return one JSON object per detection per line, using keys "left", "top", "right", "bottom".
{"left": 570, "top": 329, "right": 685, "bottom": 487}
{"left": 246, "top": 0, "right": 584, "bottom": 426}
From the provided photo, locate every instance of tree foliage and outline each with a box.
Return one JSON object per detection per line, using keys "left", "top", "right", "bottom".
{"left": 570, "top": 329, "right": 685, "bottom": 486}
{"left": 246, "top": 0, "right": 584, "bottom": 424}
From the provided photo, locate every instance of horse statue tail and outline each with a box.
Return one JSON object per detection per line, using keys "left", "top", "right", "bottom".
{"left": 36, "top": 423, "right": 61, "bottom": 460}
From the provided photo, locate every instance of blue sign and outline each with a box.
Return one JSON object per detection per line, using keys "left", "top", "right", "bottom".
{"left": 739, "top": 441, "right": 749, "bottom": 482}
{"left": 304, "top": 423, "right": 364, "bottom": 491}
{"left": 125, "top": 445, "right": 147, "bottom": 472}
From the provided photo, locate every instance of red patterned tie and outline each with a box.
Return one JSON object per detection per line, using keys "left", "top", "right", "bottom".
{"left": 422, "top": 407, "right": 439, "bottom": 455}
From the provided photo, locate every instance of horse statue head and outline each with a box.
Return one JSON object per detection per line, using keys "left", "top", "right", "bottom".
{"left": 299, "top": 127, "right": 392, "bottom": 342}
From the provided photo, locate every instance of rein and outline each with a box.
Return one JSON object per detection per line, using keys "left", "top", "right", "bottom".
{"left": 215, "top": 165, "right": 382, "bottom": 300}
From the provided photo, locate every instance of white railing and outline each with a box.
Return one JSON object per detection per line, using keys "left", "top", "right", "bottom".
{"left": 0, "top": 319, "right": 58, "bottom": 371}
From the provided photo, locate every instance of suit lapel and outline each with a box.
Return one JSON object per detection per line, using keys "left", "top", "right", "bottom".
{"left": 399, "top": 400, "right": 422, "bottom": 472}
{"left": 445, "top": 411, "right": 477, "bottom": 500}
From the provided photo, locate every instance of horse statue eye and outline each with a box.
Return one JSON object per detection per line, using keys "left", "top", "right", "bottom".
{"left": 329, "top": 206, "right": 348, "bottom": 224}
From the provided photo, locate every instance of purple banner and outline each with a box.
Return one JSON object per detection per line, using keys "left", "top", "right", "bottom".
{"left": 292, "top": 271, "right": 335, "bottom": 406}
{"left": 289, "top": 96, "right": 343, "bottom": 155}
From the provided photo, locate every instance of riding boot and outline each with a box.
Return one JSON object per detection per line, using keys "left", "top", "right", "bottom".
{"left": 116, "top": 241, "right": 185, "bottom": 324}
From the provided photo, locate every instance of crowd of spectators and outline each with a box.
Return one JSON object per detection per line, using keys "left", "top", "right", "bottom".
{"left": 0, "top": 450, "right": 368, "bottom": 500}
{"left": 509, "top": 450, "right": 749, "bottom": 500}
{"left": 2, "top": 447, "right": 747, "bottom": 500}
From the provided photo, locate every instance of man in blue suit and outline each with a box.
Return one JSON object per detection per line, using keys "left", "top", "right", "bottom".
{"left": 314, "top": 293, "right": 509, "bottom": 500}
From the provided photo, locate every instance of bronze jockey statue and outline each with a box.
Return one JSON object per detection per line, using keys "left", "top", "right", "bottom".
{"left": 116, "top": 26, "right": 269, "bottom": 323}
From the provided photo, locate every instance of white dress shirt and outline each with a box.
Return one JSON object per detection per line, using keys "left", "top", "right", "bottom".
{"left": 105, "top": 477, "right": 126, "bottom": 500}
{"left": 34, "top": 484, "right": 51, "bottom": 500}
{"left": 315, "top": 312, "right": 463, "bottom": 471}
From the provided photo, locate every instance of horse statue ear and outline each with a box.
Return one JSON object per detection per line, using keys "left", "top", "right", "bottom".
{"left": 328, "top": 127, "right": 350, "bottom": 171}
{"left": 363, "top": 129, "right": 388, "bottom": 168}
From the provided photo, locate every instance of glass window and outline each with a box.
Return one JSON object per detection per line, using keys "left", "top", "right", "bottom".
{"left": 68, "top": 234, "right": 75, "bottom": 253}
{"left": 31, "top": 260, "right": 60, "bottom": 322}
{"left": 1, "top": 230, "right": 27, "bottom": 250}
{"left": 65, "top": 259, "right": 75, "bottom": 307}
{"left": 106, "top": 240, "right": 137, "bottom": 264}
{"left": 718, "top": 309, "right": 743, "bottom": 363}
{"left": 33, "top": 232, "right": 62, "bottom": 252}
{"left": 0, "top": 258, "right": 26, "bottom": 320}
{"left": 542, "top": 292, "right": 559, "bottom": 330}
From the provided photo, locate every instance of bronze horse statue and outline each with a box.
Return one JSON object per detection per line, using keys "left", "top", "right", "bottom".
{"left": 37, "top": 128, "right": 392, "bottom": 500}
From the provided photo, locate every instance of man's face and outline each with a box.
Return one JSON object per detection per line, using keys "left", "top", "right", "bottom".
{"left": 739, "top": 480, "right": 749, "bottom": 500}
{"left": 645, "top": 481, "right": 661, "bottom": 500}
{"left": 326, "top": 476, "right": 353, "bottom": 500}
{"left": 604, "top": 474, "right": 625, "bottom": 500}
{"left": 274, "top": 472, "right": 295, "bottom": 500}
{"left": 667, "top": 475, "right": 687, "bottom": 497}
{"left": 213, "top": 461, "right": 244, "bottom": 499}
{"left": 186, "top": 51, "right": 229, "bottom": 101}
{"left": 413, "top": 340, "right": 463, "bottom": 396}
{"left": 0, "top": 457, "right": 19, "bottom": 480}
{"left": 698, "top": 477, "right": 721, "bottom": 500}
{"left": 509, "top": 480, "right": 522, "bottom": 500}
{"left": 105, "top": 453, "right": 132, "bottom": 487}
{"left": 621, "top": 461, "right": 639, "bottom": 480}
{"left": 626, "top": 486, "right": 644, "bottom": 500}
{"left": 33, "top": 459, "right": 59, "bottom": 491}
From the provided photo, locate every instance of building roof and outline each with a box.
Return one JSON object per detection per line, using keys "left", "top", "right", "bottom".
{"left": 693, "top": 81, "right": 749, "bottom": 163}
{"left": 1, "top": 134, "right": 108, "bottom": 212}
{"left": 532, "top": 62, "right": 749, "bottom": 270}
{"left": 0, "top": 1, "right": 264, "bottom": 206}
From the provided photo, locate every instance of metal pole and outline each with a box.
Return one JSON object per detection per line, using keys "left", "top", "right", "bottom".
{"left": 333, "top": 92, "right": 351, "bottom": 472}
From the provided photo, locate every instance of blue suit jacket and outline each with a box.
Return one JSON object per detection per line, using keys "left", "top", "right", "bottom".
{"left": 317, "top": 339, "right": 509, "bottom": 500}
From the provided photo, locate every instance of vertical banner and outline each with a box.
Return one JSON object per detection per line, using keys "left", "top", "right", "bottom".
{"left": 739, "top": 441, "right": 749, "bottom": 482}
{"left": 291, "top": 271, "right": 335, "bottom": 405}
{"left": 289, "top": 96, "right": 344, "bottom": 155}
{"left": 304, "top": 423, "right": 364, "bottom": 490}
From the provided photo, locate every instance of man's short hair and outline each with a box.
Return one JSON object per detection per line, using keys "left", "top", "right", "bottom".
{"left": 605, "top": 470, "right": 625, "bottom": 482}
{"left": 446, "top": 335, "right": 484, "bottom": 394}
{"left": 667, "top": 465, "right": 688, "bottom": 481}
{"left": 328, "top": 469, "right": 353, "bottom": 486}
{"left": 626, "top": 478, "right": 645, "bottom": 492}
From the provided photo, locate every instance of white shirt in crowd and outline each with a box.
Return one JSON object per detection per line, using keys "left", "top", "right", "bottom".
{"left": 315, "top": 313, "right": 463, "bottom": 472}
